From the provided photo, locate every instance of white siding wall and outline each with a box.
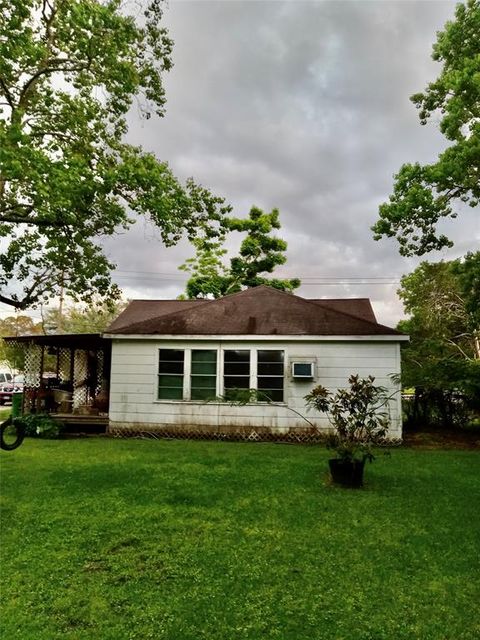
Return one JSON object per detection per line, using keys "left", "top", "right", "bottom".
{"left": 108, "top": 338, "right": 403, "bottom": 438}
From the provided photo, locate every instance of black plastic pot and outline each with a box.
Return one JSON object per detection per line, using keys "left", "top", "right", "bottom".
{"left": 328, "top": 458, "right": 365, "bottom": 488}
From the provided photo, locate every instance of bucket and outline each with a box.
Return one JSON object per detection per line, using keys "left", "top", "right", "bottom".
{"left": 11, "top": 392, "right": 23, "bottom": 418}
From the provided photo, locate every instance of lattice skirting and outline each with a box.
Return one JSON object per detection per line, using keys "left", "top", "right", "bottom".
{"left": 107, "top": 423, "right": 330, "bottom": 444}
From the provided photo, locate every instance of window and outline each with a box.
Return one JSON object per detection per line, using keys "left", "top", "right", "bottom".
{"left": 191, "top": 350, "right": 217, "bottom": 400}
{"left": 224, "top": 350, "right": 250, "bottom": 398}
{"left": 157, "top": 348, "right": 285, "bottom": 403}
{"left": 158, "top": 349, "right": 184, "bottom": 400}
{"left": 257, "top": 350, "right": 284, "bottom": 402}
{"left": 292, "top": 362, "right": 314, "bottom": 378}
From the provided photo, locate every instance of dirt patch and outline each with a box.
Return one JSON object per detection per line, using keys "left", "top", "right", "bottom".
{"left": 403, "top": 428, "right": 480, "bottom": 450}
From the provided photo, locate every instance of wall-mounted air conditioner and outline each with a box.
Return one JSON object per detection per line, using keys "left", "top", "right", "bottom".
{"left": 291, "top": 362, "right": 314, "bottom": 379}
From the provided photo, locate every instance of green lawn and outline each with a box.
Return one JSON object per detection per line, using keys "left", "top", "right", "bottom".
{"left": 0, "top": 406, "right": 11, "bottom": 421}
{"left": 1, "top": 439, "right": 479, "bottom": 640}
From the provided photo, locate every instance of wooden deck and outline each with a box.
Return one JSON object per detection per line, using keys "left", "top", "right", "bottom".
{"left": 51, "top": 413, "right": 108, "bottom": 434}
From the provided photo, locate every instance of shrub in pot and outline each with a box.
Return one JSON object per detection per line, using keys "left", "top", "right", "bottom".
{"left": 305, "top": 375, "right": 391, "bottom": 487}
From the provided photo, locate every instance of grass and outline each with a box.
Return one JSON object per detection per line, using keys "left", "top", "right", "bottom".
{"left": 1, "top": 438, "right": 479, "bottom": 640}
{"left": 0, "top": 406, "right": 11, "bottom": 421}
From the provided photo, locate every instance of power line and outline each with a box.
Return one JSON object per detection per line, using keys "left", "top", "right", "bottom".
{"left": 113, "top": 268, "right": 402, "bottom": 280}
{"left": 111, "top": 275, "right": 400, "bottom": 286}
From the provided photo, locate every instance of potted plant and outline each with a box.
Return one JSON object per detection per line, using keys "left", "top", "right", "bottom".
{"left": 304, "top": 375, "right": 391, "bottom": 487}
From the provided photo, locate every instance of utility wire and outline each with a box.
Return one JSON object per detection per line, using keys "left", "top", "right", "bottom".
{"left": 113, "top": 268, "right": 402, "bottom": 280}
{"left": 111, "top": 274, "right": 400, "bottom": 285}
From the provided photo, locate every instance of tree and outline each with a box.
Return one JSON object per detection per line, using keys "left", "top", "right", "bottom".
{"left": 0, "top": 0, "right": 229, "bottom": 310}
{"left": 0, "top": 314, "right": 42, "bottom": 369}
{"left": 372, "top": 0, "right": 480, "bottom": 256}
{"left": 180, "top": 206, "right": 300, "bottom": 298}
{"left": 0, "top": 315, "right": 42, "bottom": 337}
{"left": 398, "top": 254, "right": 480, "bottom": 427}
{"left": 43, "top": 297, "right": 128, "bottom": 333}
{"left": 452, "top": 250, "right": 480, "bottom": 333}
{"left": 400, "top": 257, "right": 479, "bottom": 360}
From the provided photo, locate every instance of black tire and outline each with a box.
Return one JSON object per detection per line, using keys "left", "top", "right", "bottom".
{"left": 0, "top": 417, "right": 25, "bottom": 451}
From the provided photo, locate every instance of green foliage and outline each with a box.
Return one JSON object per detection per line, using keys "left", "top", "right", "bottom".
{"left": 0, "top": 0, "right": 229, "bottom": 310}
{"left": 215, "top": 387, "right": 270, "bottom": 405}
{"left": 0, "top": 315, "right": 42, "bottom": 337}
{"left": 15, "top": 412, "right": 61, "bottom": 438}
{"left": 372, "top": 0, "right": 480, "bottom": 255}
{"left": 2, "top": 439, "right": 480, "bottom": 639}
{"left": 179, "top": 238, "right": 231, "bottom": 299}
{"left": 305, "top": 375, "right": 391, "bottom": 462}
{"left": 451, "top": 250, "right": 480, "bottom": 328}
{"left": 0, "top": 314, "right": 43, "bottom": 369}
{"left": 180, "top": 206, "right": 300, "bottom": 298}
{"left": 44, "top": 298, "right": 128, "bottom": 334}
{"left": 397, "top": 255, "right": 480, "bottom": 427}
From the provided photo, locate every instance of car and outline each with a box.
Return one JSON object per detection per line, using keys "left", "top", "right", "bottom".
{"left": 12, "top": 374, "right": 24, "bottom": 392}
{"left": 0, "top": 371, "right": 13, "bottom": 405}
{"left": 0, "top": 372, "right": 23, "bottom": 405}
{"left": 0, "top": 387, "right": 13, "bottom": 405}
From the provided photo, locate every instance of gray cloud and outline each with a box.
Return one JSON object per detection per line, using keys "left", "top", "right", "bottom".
{"left": 101, "top": 0, "right": 479, "bottom": 327}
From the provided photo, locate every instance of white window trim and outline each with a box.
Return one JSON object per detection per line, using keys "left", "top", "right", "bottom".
{"left": 189, "top": 347, "right": 219, "bottom": 401}
{"left": 250, "top": 349, "right": 258, "bottom": 390}
{"left": 184, "top": 347, "right": 191, "bottom": 400}
{"left": 155, "top": 347, "right": 287, "bottom": 404}
{"left": 157, "top": 347, "right": 186, "bottom": 402}
{"left": 257, "top": 348, "right": 286, "bottom": 402}
{"left": 221, "top": 348, "right": 252, "bottom": 397}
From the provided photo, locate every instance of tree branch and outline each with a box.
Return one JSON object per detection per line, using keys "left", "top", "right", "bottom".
{"left": 0, "top": 294, "right": 26, "bottom": 310}
{"left": 18, "top": 61, "right": 92, "bottom": 110}
{"left": 29, "top": 130, "right": 76, "bottom": 142}
{"left": 0, "top": 204, "right": 34, "bottom": 216}
{"left": 0, "top": 215, "right": 65, "bottom": 228}
{"left": 0, "top": 78, "right": 15, "bottom": 110}
{"left": 0, "top": 268, "right": 55, "bottom": 310}
{"left": 445, "top": 338, "right": 474, "bottom": 361}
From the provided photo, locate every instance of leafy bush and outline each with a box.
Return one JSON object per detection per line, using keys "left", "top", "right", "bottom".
{"left": 305, "top": 375, "right": 392, "bottom": 462}
{"left": 15, "top": 413, "right": 62, "bottom": 439}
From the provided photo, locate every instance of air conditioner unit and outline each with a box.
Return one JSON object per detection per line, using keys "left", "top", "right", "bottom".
{"left": 292, "top": 362, "right": 314, "bottom": 379}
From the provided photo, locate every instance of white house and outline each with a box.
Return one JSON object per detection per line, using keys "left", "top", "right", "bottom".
{"left": 104, "top": 286, "right": 408, "bottom": 440}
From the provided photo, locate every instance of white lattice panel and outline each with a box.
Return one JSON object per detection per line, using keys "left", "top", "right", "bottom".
{"left": 73, "top": 350, "right": 88, "bottom": 408}
{"left": 24, "top": 344, "right": 42, "bottom": 388}
{"left": 58, "top": 348, "right": 72, "bottom": 384}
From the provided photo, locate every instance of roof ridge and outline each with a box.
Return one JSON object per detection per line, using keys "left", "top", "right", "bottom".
{"left": 109, "top": 286, "right": 301, "bottom": 334}
{"left": 111, "top": 297, "right": 216, "bottom": 334}
{"left": 266, "top": 291, "right": 398, "bottom": 334}
{"left": 105, "top": 298, "right": 207, "bottom": 332}
{"left": 310, "top": 297, "right": 370, "bottom": 302}
{"left": 305, "top": 298, "right": 385, "bottom": 331}
{"left": 107, "top": 284, "right": 284, "bottom": 333}
{"left": 127, "top": 298, "right": 206, "bottom": 303}
{"left": 219, "top": 286, "right": 384, "bottom": 332}
{"left": 107, "top": 285, "right": 403, "bottom": 336}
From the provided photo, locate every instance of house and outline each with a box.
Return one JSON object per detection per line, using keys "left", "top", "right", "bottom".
{"left": 5, "top": 286, "right": 407, "bottom": 440}
{"left": 103, "top": 286, "right": 407, "bottom": 440}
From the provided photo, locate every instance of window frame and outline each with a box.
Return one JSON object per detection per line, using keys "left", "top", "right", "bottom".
{"left": 222, "top": 349, "right": 251, "bottom": 400}
{"left": 190, "top": 348, "right": 218, "bottom": 401}
{"left": 155, "top": 346, "right": 287, "bottom": 404}
{"left": 157, "top": 348, "right": 185, "bottom": 400}
{"left": 256, "top": 349, "right": 285, "bottom": 403}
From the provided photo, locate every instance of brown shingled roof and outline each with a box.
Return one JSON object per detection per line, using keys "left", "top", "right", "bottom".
{"left": 310, "top": 298, "right": 376, "bottom": 323}
{"left": 106, "top": 286, "right": 402, "bottom": 337}
{"left": 107, "top": 299, "right": 205, "bottom": 331}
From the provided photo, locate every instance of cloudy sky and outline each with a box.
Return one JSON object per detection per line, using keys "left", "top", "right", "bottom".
{"left": 9, "top": 0, "right": 477, "bottom": 328}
